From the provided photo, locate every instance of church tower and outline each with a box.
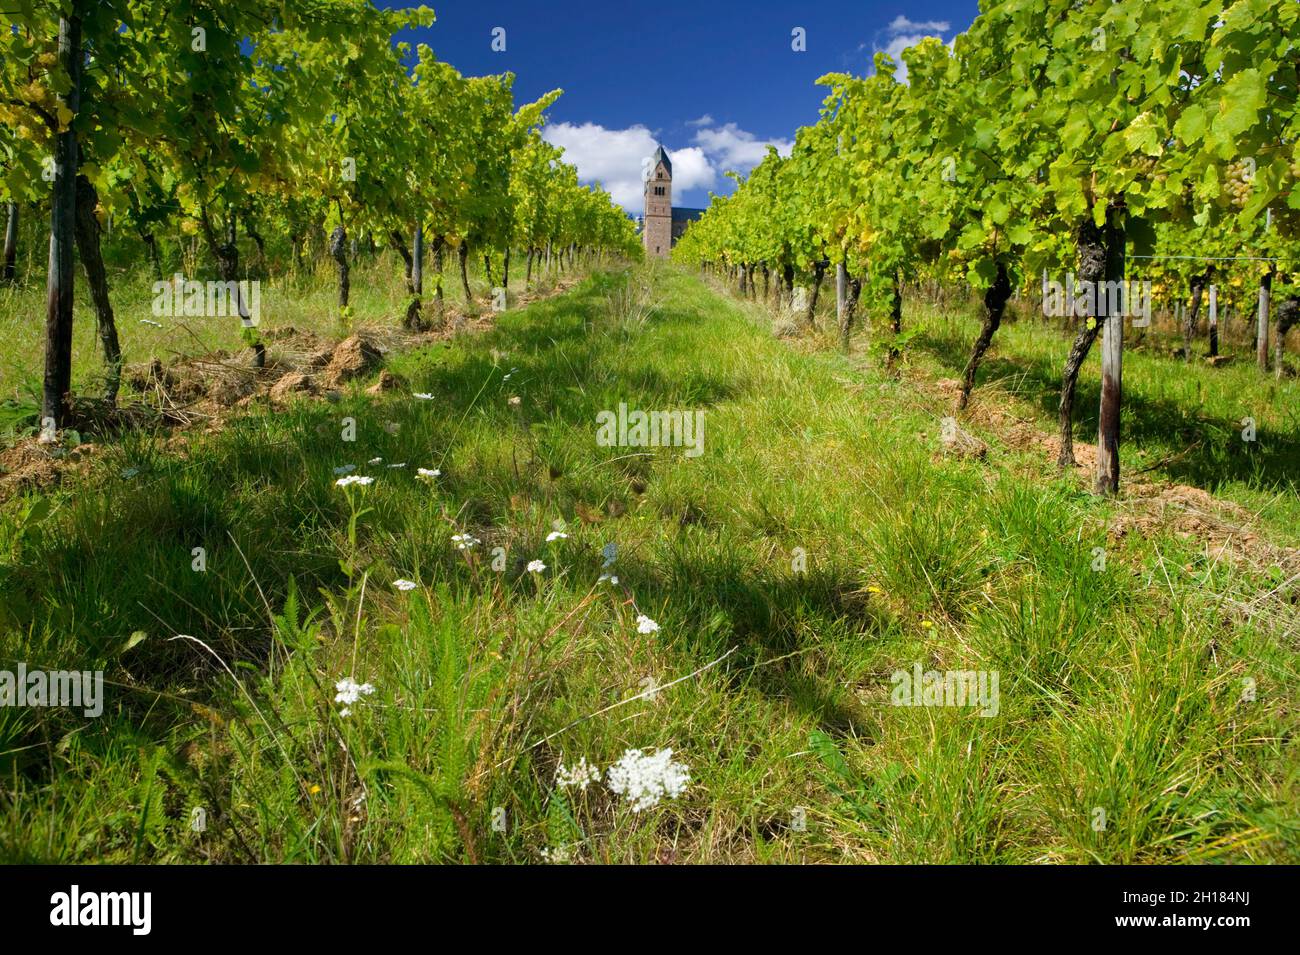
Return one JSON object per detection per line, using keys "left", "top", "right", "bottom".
{"left": 643, "top": 145, "right": 672, "bottom": 258}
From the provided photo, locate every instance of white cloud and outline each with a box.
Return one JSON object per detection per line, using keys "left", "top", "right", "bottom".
{"left": 888, "top": 15, "right": 950, "bottom": 33}
{"left": 881, "top": 33, "right": 930, "bottom": 72}
{"left": 542, "top": 118, "right": 789, "bottom": 210}
{"left": 875, "top": 13, "right": 953, "bottom": 81}
{"left": 542, "top": 122, "right": 665, "bottom": 210}
{"left": 692, "top": 122, "right": 793, "bottom": 174}
{"left": 666, "top": 146, "right": 715, "bottom": 195}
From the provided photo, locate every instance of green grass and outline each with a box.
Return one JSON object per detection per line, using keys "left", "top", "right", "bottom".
{"left": 0, "top": 263, "right": 1296, "bottom": 863}
{"left": 0, "top": 247, "right": 527, "bottom": 431}
{"left": 901, "top": 295, "right": 1300, "bottom": 542}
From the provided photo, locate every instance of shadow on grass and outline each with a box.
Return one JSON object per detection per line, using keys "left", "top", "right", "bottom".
{"left": 915, "top": 321, "right": 1300, "bottom": 492}
{"left": 0, "top": 269, "right": 878, "bottom": 787}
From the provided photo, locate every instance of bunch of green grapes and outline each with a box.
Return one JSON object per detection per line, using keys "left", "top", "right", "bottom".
{"left": 1131, "top": 154, "right": 1167, "bottom": 185}
{"left": 1224, "top": 158, "right": 1255, "bottom": 208}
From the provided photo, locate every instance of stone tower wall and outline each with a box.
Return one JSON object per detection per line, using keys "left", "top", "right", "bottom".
{"left": 643, "top": 159, "right": 672, "bottom": 258}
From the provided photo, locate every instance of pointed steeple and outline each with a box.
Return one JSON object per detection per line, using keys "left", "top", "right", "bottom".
{"left": 653, "top": 144, "right": 672, "bottom": 177}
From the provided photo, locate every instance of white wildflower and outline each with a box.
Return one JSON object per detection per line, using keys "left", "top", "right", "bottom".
{"left": 413, "top": 392, "right": 434, "bottom": 400}
{"left": 334, "top": 677, "right": 375, "bottom": 717}
{"left": 526, "top": 559, "right": 546, "bottom": 573}
{"left": 554, "top": 756, "right": 601, "bottom": 791}
{"left": 393, "top": 579, "right": 417, "bottom": 591}
{"left": 416, "top": 467, "right": 441, "bottom": 481}
{"left": 451, "top": 533, "right": 481, "bottom": 551}
{"left": 598, "top": 573, "right": 619, "bottom": 586}
{"left": 540, "top": 844, "right": 573, "bottom": 864}
{"left": 545, "top": 530, "right": 568, "bottom": 542}
{"left": 335, "top": 474, "right": 375, "bottom": 488}
{"left": 605, "top": 748, "right": 689, "bottom": 812}
{"left": 635, "top": 614, "right": 659, "bottom": 635}
{"left": 368, "top": 457, "right": 383, "bottom": 465}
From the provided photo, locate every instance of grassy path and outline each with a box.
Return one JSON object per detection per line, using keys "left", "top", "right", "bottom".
{"left": 2, "top": 266, "right": 1295, "bottom": 863}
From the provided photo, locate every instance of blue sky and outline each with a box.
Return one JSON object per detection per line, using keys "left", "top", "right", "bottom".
{"left": 381, "top": 1, "right": 978, "bottom": 210}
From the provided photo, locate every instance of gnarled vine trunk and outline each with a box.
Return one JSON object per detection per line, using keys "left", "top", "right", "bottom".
{"left": 245, "top": 216, "right": 266, "bottom": 274}
{"left": 1183, "top": 269, "right": 1211, "bottom": 361}
{"left": 330, "top": 225, "right": 350, "bottom": 315}
{"left": 73, "top": 176, "right": 122, "bottom": 403}
{"left": 458, "top": 241, "right": 473, "bottom": 307}
{"left": 1056, "top": 215, "right": 1107, "bottom": 468}
{"left": 411, "top": 226, "right": 424, "bottom": 330}
{"left": 958, "top": 260, "right": 1011, "bottom": 410}
{"left": 389, "top": 227, "right": 423, "bottom": 330}
{"left": 140, "top": 230, "right": 162, "bottom": 280}
{"left": 885, "top": 268, "right": 903, "bottom": 368}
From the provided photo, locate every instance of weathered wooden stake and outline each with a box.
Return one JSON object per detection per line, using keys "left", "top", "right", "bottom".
{"left": 43, "top": 9, "right": 82, "bottom": 433}
{"left": 836, "top": 261, "right": 846, "bottom": 328}
{"left": 1208, "top": 285, "right": 1218, "bottom": 357}
{"left": 1257, "top": 270, "right": 1272, "bottom": 372}
{"left": 3, "top": 202, "right": 17, "bottom": 281}
{"left": 1094, "top": 207, "right": 1125, "bottom": 496}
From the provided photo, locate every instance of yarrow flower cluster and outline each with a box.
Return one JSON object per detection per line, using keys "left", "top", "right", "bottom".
{"left": 413, "top": 392, "right": 434, "bottom": 400}
{"left": 335, "top": 474, "right": 375, "bottom": 488}
{"left": 334, "top": 677, "right": 375, "bottom": 717}
{"left": 540, "top": 844, "right": 573, "bottom": 864}
{"left": 526, "top": 559, "right": 546, "bottom": 573}
{"left": 416, "top": 467, "right": 441, "bottom": 481}
{"left": 605, "top": 748, "right": 690, "bottom": 812}
{"left": 545, "top": 530, "right": 568, "bottom": 542}
{"left": 554, "top": 756, "right": 602, "bottom": 791}
{"left": 451, "top": 533, "right": 481, "bottom": 551}
{"left": 598, "top": 572, "right": 619, "bottom": 586}
{"left": 393, "top": 579, "right": 417, "bottom": 592}
{"left": 636, "top": 614, "right": 660, "bottom": 635}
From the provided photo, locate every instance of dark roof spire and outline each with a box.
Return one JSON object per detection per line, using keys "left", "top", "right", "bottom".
{"left": 653, "top": 144, "right": 671, "bottom": 177}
